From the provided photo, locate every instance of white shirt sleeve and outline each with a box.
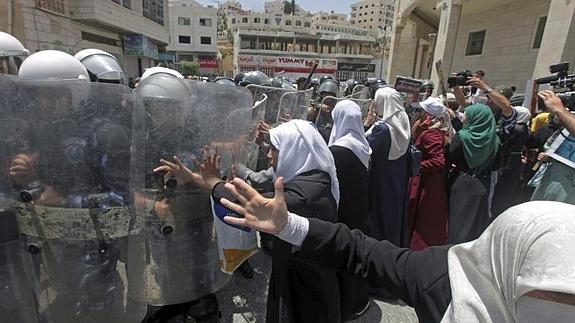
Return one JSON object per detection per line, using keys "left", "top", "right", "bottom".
{"left": 276, "top": 212, "right": 310, "bottom": 247}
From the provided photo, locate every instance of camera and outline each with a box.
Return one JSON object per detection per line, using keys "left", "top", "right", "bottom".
{"left": 536, "top": 62, "right": 575, "bottom": 112}
{"left": 447, "top": 70, "right": 472, "bottom": 88}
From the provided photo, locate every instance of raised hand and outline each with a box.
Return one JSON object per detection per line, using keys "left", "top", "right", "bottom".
{"left": 154, "top": 156, "right": 204, "bottom": 187}
{"left": 192, "top": 146, "right": 222, "bottom": 190}
{"left": 221, "top": 177, "right": 289, "bottom": 235}
{"left": 9, "top": 153, "right": 39, "bottom": 186}
{"left": 538, "top": 90, "right": 566, "bottom": 114}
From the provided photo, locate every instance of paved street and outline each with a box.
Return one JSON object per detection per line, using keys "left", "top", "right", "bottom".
{"left": 216, "top": 251, "right": 418, "bottom": 323}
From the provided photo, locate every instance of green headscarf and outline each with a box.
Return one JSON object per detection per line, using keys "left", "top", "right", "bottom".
{"left": 459, "top": 104, "right": 500, "bottom": 169}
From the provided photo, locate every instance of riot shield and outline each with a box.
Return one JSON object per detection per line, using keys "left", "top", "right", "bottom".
{"left": 315, "top": 97, "right": 373, "bottom": 142}
{"left": 246, "top": 84, "right": 296, "bottom": 126}
{"left": 3, "top": 77, "right": 146, "bottom": 323}
{"left": 277, "top": 89, "right": 314, "bottom": 124}
{"left": 350, "top": 85, "right": 369, "bottom": 100}
{"left": 0, "top": 75, "right": 41, "bottom": 323}
{"left": 315, "top": 96, "right": 339, "bottom": 142}
{"left": 133, "top": 77, "right": 252, "bottom": 306}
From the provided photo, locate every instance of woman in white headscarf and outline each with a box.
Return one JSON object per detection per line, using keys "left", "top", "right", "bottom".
{"left": 408, "top": 97, "right": 452, "bottom": 251}
{"left": 210, "top": 119, "right": 341, "bottom": 323}
{"left": 220, "top": 179, "right": 575, "bottom": 323}
{"left": 328, "top": 100, "right": 372, "bottom": 320}
{"left": 492, "top": 105, "right": 532, "bottom": 217}
{"left": 364, "top": 87, "right": 411, "bottom": 246}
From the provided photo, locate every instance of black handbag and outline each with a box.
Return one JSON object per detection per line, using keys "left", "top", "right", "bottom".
{"left": 407, "top": 139, "right": 422, "bottom": 176}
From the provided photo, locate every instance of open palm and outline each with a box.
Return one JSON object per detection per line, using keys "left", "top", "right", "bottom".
{"left": 221, "top": 177, "right": 289, "bottom": 235}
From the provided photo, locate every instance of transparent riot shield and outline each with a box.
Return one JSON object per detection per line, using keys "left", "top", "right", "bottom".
{"left": 315, "top": 97, "right": 373, "bottom": 143}
{"left": 0, "top": 75, "right": 41, "bottom": 323}
{"left": 350, "top": 85, "right": 369, "bottom": 100}
{"left": 246, "top": 84, "right": 296, "bottom": 126}
{"left": 132, "top": 77, "right": 252, "bottom": 306}
{"left": 5, "top": 78, "right": 146, "bottom": 323}
{"left": 277, "top": 89, "right": 314, "bottom": 124}
{"left": 315, "top": 96, "right": 339, "bottom": 142}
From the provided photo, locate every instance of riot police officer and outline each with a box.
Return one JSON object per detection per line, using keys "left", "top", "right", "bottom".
{"left": 0, "top": 31, "right": 28, "bottom": 75}
{"left": 312, "top": 79, "right": 340, "bottom": 142}
{"left": 369, "top": 79, "right": 388, "bottom": 99}
{"left": 0, "top": 31, "right": 37, "bottom": 323}
{"left": 74, "top": 48, "right": 126, "bottom": 85}
{"left": 15, "top": 50, "right": 142, "bottom": 322}
{"left": 136, "top": 67, "right": 230, "bottom": 322}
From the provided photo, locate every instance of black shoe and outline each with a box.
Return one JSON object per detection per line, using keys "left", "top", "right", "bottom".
{"left": 238, "top": 261, "right": 254, "bottom": 279}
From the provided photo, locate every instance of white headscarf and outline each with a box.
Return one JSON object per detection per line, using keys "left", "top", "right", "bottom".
{"left": 270, "top": 120, "right": 340, "bottom": 204}
{"left": 442, "top": 201, "right": 575, "bottom": 322}
{"left": 328, "top": 100, "right": 372, "bottom": 169}
{"left": 365, "top": 87, "right": 411, "bottom": 160}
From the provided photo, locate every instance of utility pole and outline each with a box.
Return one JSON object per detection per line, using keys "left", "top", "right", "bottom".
{"left": 379, "top": 25, "right": 388, "bottom": 79}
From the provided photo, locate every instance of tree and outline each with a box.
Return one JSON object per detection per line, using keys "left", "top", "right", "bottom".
{"left": 283, "top": 1, "right": 294, "bottom": 15}
{"left": 178, "top": 61, "right": 199, "bottom": 76}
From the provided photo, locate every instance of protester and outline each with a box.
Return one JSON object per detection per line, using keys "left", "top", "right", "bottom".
{"left": 220, "top": 177, "right": 575, "bottom": 323}
{"left": 364, "top": 87, "right": 411, "bottom": 247}
{"left": 408, "top": 97, "right": 450, "bottom": 251}
{"left": 531, "top": 90, "right": 575, "bottom": 205}
{"left": 447, "top": 104, "right": 499, "bottom": 244}
{"left": 208, "top": 120, "right": 341, "bottom": 322}
{"left": 328, "top": 100, "right": 372, "bottom": 320}
{"left": 491, "top": 104, "right": 532, "bottom": 217}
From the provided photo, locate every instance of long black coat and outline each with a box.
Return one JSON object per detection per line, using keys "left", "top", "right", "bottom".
{"left": 213, "top": 170, "right": 340, "bottom": 323}
{"left": 297, "top": 219, "right": 453, "bottom": 323}
{"left": 329, "top": 146, "right": 370, "bottom": 318}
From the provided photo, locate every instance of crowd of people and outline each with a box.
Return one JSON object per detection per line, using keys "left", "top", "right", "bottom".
{"left": 1, "top": 29, "right": 575, "bottom": 323}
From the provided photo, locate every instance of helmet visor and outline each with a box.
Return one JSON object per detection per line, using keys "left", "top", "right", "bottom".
{"left": 82, "top": 54, "right": 125, "bottom": 84}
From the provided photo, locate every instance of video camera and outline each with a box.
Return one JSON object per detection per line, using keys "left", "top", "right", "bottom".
{"left": 536, "top": 62, "right": 575, "bottom": 111}
{"left": 447, "top": 70, "right": 472, "bottom": 88}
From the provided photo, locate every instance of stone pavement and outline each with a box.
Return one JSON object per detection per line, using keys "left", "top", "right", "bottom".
{"left": 216, "top": 251, "right": 418, "bottom": 323}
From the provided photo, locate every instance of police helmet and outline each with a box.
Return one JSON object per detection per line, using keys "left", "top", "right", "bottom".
{"left": 239, "top": 70, "right": 272, "bottom": 87}
{"left": 74, "top": 49, "right": 126, "bottom": 85}
{"left": 214, "top": 77, "right": 236, "bottom": 87}
{"left": 0, "top": 31, "right": 29, "bottom": 75}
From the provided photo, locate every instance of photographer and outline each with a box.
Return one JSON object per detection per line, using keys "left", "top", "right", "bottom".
{"left": 530, "top": 90, "right": 575, "bottom": 205}
{"left": 538, "top": 90, "right": 575, "bottom": 135}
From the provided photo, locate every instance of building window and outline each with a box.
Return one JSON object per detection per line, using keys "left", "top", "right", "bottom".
{"left": 465, "top": 30, "right": 486, "bottom": 56}
{"left": 265, "top": 18, "right": 270, "bottom": 24}
{"left": 109, "top": 0, "right": 131, "bottom": 9}
{"left": 232, "top": 18, "right": 236, "bottom": 24}
{"left": 254, "top": 17, "right": 261, "bottom": 23}
{"left": 359, "top": 13, "right": 362, "bottom": 16}
{"left": 178, "top": 17, "right": 190, "bottom": 25}
{"left": 81, "top": 32, "right": 120, "bottom": 47}
{"left": 38, "top": 0, "right": 66, "bottom": 14}
{"left": 242, "top": 17, "right": 248, "bottom": 23}
{"left": 201, "top": 37, "right": 212, "bottom": 45}
{"left": 286, "top": 20, "right": 292, "bottom": 26}
{"left": 200, "top": 18, "right": 212, "bottom": 26}
{"left": 532, "top": 16, "right": 547, "bottom": 49}
{"left": 179, "top": 35, "right": 191, "bottom": 44}
{"left": 295, "top": 20, "right": 301, "bottom": 26}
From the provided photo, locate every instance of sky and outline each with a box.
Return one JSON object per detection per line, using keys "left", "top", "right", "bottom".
{"left": 197, "top": 0, "right": 357, "bottom": 15}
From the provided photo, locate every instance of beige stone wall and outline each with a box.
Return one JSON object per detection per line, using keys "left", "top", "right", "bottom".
{"left": 532, "top": 0, "right": 575, "bottom": 78}
{"left": 448, "top": 0, "right": 551, "bottom": 90}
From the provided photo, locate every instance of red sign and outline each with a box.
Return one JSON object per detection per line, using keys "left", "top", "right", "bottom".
{"left": 198, "top": 58, "right": 218, "bottom": 68}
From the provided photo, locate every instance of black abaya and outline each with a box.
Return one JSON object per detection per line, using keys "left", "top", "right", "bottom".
{"left": 447, "top": 134, "right": 493, "bottom": 244}
{"left": 329, "top": 146, "right": 370, "bottom": 319}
